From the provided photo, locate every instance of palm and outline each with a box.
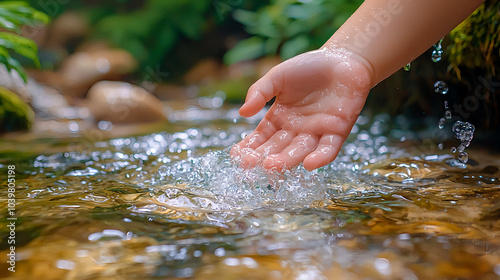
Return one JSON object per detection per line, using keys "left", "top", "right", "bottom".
{"left": 231, "top": 49, "right": 372, "bottom": 171}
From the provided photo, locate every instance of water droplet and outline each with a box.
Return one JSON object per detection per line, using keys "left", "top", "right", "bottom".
{"left": 434, "top": 81, "right": 448, "bottom": 95}
{"left": 451, "top": 147, "right": 457, "bottom": 153}
{"left": 458, "top": 151, "right": 468, "bottom": 163}
{"left": 431, "top": 49, "right": 443, "bottom": 62}
{"left": 438, "top": 118, "right": 445, "bottom": 129}
{"left": 444, "top": 101, "right": 449, "bottom": 110}
{"left": 98, "top": 120, "right": 113, "bottom": 131}
{"left": 433, "top": 38, "right": 443, "bottom": 51}
{"left": 438, "top": 143, "right": 444, "bottom": 150}
{"left": 457, "top": 143, "right": 465, "bottom": 152}
{"left": 214, "top": 247, "right": 226, "bottom": 257}
{"left": 68, "top": 121, "right": 80, "bottom": 133}
{"left": 445, "top": 110, "right": 452, "bottom": 120}
{"left": 452, "top": 121, "right": 475, "bottom": 146}
{"left": 158, "top": 165, "right": 168, "bottom": 177}
{"left": 374, "top": 258, "right": 392, "bottom": 276}
{"left": 193, "top": 250, "right": 202, "bottom": 258}
{"left": 404, "top": 63, "right": 411, "bottom": 71}
{"left": 56, "top": 260, "right": 75, "bottom": 270}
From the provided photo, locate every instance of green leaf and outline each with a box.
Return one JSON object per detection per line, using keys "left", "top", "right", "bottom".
{"left": 223, "top": 36, "right": 266, "bottom": 65}
{"left": 0, "top": 1, "right": 49, "bottom": 84}
{"left": 0, "top": 32, "right": 40, "bottom": 68}
{"left": 6, "top": 55, "right": 28, "bottom": 83}
{"left": 280, "top": 35, "right": 310, "bottom": 60}
{"left": 0, "top": 2, "right": 50, "bottom": 32}
{"left": 170, "top": 10, "right": 204, "bottom": 39}
{"left": 232, "top": 9, "right": 257, "bottom": 26}
{"left": 0, "top": 17, "right": 19, "bottom": 32}
{"left": 0, "top": 48, "right": 28, "bottom": 83}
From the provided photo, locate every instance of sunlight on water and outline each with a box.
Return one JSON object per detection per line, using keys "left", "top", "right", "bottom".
{"left": 0, "top": 107, "right": 499, "bottom": 280}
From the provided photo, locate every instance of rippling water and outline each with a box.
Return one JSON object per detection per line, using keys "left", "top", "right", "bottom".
{"left": 0, "top": 106, "right": 499, "bottom": 280}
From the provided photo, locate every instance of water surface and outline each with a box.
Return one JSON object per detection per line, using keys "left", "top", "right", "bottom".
{"left": 1, "top": 105, "right": 499, "bottom": 280}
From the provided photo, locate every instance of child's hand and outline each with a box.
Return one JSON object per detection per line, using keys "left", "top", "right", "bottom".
{"left": 231, "top": 48, "right": 373, "bottom": 171}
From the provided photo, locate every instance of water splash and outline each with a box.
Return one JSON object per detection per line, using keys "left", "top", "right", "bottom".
{"left": 4, "top": 109, "right": 500, "bottom": 280}
{"left": 450, "top": 121, "right": 475, "bottom": 164}
{"left": 453, "top": 121, "right": 475, "bottom": 147}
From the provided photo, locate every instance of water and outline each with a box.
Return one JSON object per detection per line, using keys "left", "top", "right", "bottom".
{"left": 445, "top": 110, "right": 452, "bottom": 120}
{"left": 434, "top": 81, "right": 448, "bottom": 95}
{"left": 431, "top": 49, "right": 443, "bottom": 63}
{"left": 0, "top": 107, "right": 499, "bottom": 280}
{"left": 438, "top": 118, "right": 445, "bottom": 129}
{"left": 430, "top": 40, "right": 475, "bottom": 166}
{"left": 431, "top": 38, "right": 443, "bottom": 62}
{"left": 451, "top": 121, "right": 475, "bottom": 164}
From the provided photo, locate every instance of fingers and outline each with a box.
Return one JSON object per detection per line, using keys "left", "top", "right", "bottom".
{"left": 303, "top": 134, "right": 343, "bottom": 171}
{"left": 239, "top": 130, "right": 295, "bottom": 168}
{"left": 262, "top": 133, "right": 318, "bottom": 172}
{"left": 239, "top": 69, "right": 282, "bottom": 117}
{"left": 254, "top": 130, "right": 295, "bottom": 156}
{"left": 236, "top": 119, "right": 277, "bottom": 150}
{"left": 233, "top": 132, "right": 344, "bottom": 172}
{"left": 230, "top": 119, "right": 278, "bottom": 166}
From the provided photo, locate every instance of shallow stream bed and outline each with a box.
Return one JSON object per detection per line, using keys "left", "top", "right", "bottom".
{"left": 1, "top": 105, "right": 499, "bottom": 280}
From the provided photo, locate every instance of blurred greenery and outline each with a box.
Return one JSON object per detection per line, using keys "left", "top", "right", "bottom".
{"left": 26, "top": 0, "right": 363, "bottom": 78}
{"left": 0, "top": 1, "right": 48, "bottom": 133}
{"left": 444, "top": 0, "right": 500, "bottom": 130}
{"left": 26, "top": 0, "right": 270, "bottom": 80}
{"left": 92, "top": 0, "right": 212, "bottom": 73}
{"left": 224, "top": 0, "right": 363, "bottom": 64}
{"left": 447, "top": 0, "right": 499, "bottom": 81}
{"left": 0, "top": 1, "right": 50, "bottom": 82}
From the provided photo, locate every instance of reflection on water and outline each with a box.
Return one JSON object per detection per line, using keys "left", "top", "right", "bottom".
{"left": 0, "top": 108, "right": 499, "bottom": 280}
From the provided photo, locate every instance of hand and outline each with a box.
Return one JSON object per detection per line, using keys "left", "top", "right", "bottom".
{"left": 231, "top": 48, "right": 373, "bottom": 171}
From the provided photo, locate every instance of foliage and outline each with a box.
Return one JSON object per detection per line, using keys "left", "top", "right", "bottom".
{"left": 24, "top": 0, "right": 269, "bottom": 79}
{"left": 0, "top": 87, "right": 34, "bottom": 133}
{"left": 224, "top": 0, "right": 363, "bottom": 64}
{"left": 92, "top": 0, "right": 213, "bottom": 71}
{"left": 447, "top": 0, "right": 500, "bottom": 80}
{"left": 0, "top": 1, "right": 49, "bottom": 82}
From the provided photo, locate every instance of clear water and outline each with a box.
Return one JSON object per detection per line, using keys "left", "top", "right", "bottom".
{"left": 0, "top": 105, "right": 499, "bottom": 280}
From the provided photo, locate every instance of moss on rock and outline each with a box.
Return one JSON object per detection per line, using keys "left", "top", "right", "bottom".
{"left": 0, "top": 87, "right": 34, "bottom": 133}
{"left": 447, "top": 0, "right": 500, "bottom": 80}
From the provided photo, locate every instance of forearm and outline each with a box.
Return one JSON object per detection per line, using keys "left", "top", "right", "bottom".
{"left": 323, "top": 0, "right": 485, "bottom": 87}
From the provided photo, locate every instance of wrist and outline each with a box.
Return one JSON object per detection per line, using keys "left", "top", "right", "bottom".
{"left": 319, "top": 45, "right": 376, "bottom": 91}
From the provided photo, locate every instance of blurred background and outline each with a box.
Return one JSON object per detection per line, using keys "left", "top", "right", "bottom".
{"left": 0, "top": 0, "right": 498, "bottom": 141}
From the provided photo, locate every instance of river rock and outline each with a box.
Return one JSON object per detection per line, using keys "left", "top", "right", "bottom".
{"left": 34, "top": 47, "right": 138, "bottom": 99}
{"left": 152, "top": 83, "right": 198, "bottom": 100}
{"left": 183, "top": 58, "right": 222, "bottom": 85}
{"left": 0, "top": 66, "right": 71, "bottom": 119}
{"left": 86, "top": 81, "right": 167, "bottom": 124}
{"left": 45, "top": 12, "right": 88, "bottom": 51}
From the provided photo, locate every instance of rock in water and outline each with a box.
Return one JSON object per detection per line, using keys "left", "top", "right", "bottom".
{"left": 34, "top": 47, "right": 138, "bottom": 99}
{"left": 86, "top": 81, "right": 167, "bottom": 124}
